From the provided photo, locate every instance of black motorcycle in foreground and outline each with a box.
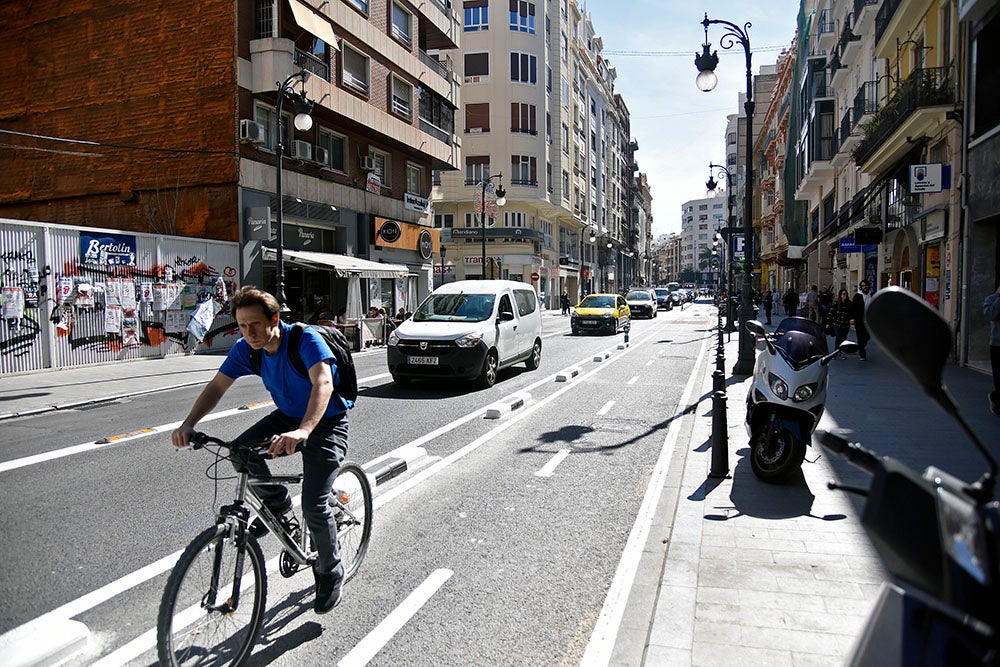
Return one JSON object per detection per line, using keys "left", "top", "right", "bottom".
{"left": 818, "top": 287, "right": 998, "bottom": 665}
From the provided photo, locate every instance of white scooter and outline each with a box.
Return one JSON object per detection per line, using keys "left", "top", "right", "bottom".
{"left": 744, "top": 317, "right": 856, "bottom": 483}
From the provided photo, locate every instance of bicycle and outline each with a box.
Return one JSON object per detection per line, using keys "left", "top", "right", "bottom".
{"left": 156, "top": 431, "right": 373, "bottom": 667}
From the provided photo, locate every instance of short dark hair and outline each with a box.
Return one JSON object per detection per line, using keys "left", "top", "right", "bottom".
{"left": 232, "top": 286, "right": 280, "bottom": 319}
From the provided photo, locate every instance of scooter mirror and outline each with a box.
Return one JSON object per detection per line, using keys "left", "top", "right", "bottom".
{"left": 866, "top": 287, "right": 952, "bottom": 407}
{"left": 745, "top": 320, "right": 766, "bottom": 336}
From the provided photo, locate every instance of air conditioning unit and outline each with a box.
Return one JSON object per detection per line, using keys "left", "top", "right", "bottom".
{"left": 290, "top": 140, "right": 312, "bottom": 160}
{"left": 313, "top": 145, "right": 329, "bottom": 165}
{"left": 239, "top": 119, "right": 264, "bottom": 144}
{"left": 360, "top": 155, "right": 376, "bottom": 172}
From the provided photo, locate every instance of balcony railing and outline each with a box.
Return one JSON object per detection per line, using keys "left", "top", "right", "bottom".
{"left": 838, "top": 15, "right": 860, "bottom": 53}
{"left": 419, "top": 117, "right": 452, "bottom": 145}
{"left": 419, "top": 49, "right": 449, "bottom": 80}
{"left": 818, "top": 9, "right": 836, "bottom": 35}
{"left": 294, "top": 48, "right": 330, "bottom": 82}
{"left": 854, "top": 0, "right": 878, "bottom": 20}
{"left": 852, "top": 81, "right": 879, "bottom": 130}
{"left": 852, "top": 67, "right": 954, "bottom": 165}
{"left": 839, "top": 108, "right": 852, "bottom": 145}
{"left": 828, "top": 49, "right": 843, "bottom": 77}
{"left": 874, "top": 0, "right": 903, "bottom": 46}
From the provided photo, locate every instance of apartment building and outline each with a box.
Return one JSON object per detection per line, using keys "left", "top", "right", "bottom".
{"left": 680, "top": 196, "right": 727, "bottom": 285}
{"left": 0, "top": 0, "right": 462, "bottom": 353}
{"left": 431, "top": 0, "right": 643, "bottom": 304}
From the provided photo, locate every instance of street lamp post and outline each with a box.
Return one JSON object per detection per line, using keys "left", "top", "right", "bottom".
{"left": 479, "top": 174, "right": 506, "bottom": 279}
{"left": 696, "top": 13, "right": 756, "bottom": 375}
{"left": 706, "top": 163, "right": 737, "bottom": 332}
{"left": 439, "top": 245, "right": 447, "bottom": 287}
{"left": 274, "top": 69, "right": 314, "bottom": 315}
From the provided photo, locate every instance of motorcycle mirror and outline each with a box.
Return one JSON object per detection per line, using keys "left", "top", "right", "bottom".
{"left": 839, "top": 341, "right": 859, "bottom": 355}
{"left": 866, "top": 287, "right": 952, "bottom": 409}
{"left": 745, "top": 320, "right": 766, "bottom": 336}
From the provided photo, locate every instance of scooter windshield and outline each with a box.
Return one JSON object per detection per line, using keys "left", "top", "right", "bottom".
{"left": 773, "top": 317, "right": 829, "bottom": 369}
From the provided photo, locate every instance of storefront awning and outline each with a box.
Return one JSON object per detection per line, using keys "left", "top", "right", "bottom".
{"left": 288, "top": 0, "right": 339, "bottom": 49}
{"left": 263, "top": 248, "right": 408, "bottom": 278}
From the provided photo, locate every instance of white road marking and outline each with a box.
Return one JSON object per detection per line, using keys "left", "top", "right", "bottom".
{"left": 337, "top": 569, "right": 454, "bottom": 667}
{"left": 626, "top": 376, "right": 639, "bottom": 385}
{"left": 597, "top": 400, "right": 615, "bottom": 416}
{"left": 0, "top": 372, "right": 392, "bottom": 474}
{"left": 646, "top": 359, "right": 654, "bottom": 366}
{"left": 535, "top": 449, "right": 571, "bottom": 477}
{"left": 580, "top": 336, "right": 708, "bottom": 667}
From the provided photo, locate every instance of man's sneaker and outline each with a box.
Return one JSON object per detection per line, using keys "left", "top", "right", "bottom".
{"left": 314, "top": 570, "right": 343, "bottom": 614}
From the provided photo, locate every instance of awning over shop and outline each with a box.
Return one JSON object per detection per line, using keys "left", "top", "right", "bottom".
{"left": 263, "top": 247, "right": 408, "bottom": 278}
{"left": 288, "top": 0, "right": 339, "bottom": 49}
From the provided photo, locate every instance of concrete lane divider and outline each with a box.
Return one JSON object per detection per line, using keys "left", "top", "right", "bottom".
{"left": 0, "top": 617, "right": 89, "bottom": 667}
{"left": 555, "top": 367, "right": 581, "bottom": 382}
{"left": 593, "top": 351, "right": 611, "bottom": 362}
{"left": 484, "top": 391, "right": 531, "bottom": 419}
{"left": 362, "top": 444, "right": 430, "bottom": 488}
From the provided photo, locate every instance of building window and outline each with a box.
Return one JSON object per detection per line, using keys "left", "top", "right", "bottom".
{"left": 391, "top": 75, "right": 413, "bottom": 119}
{"left": 510, "top": 52, "right": 537, "bottom": 84}
{"left": 254, "top": 0, "right": 276, "bottom": 39}
{"left": 342, "top": 43, "right": 370, "bottom": 95}
{"left": 432, "top": 170, "right": 442, "bottom": 185}
{"left": 465, "top": 102, "right": 490, "bottom": 133}
{"left": 464, "top": 52, "right": 489, "bottom": 78}
{"left": 546, "top": 161, "right": 553, "bottom": 193}
{"left": 406, "top": 163, "right": 422, "bottom": 194}
{"left": 562, "top": 170, "right": 569, "bottom": 198}
{"left": 510, "top": 155, "right": 537, "bottom": 185}
{"left": 561, "top": 32, "right": 568, "bottom": 61}
{"left": 466, "top": 156, "right": 489, "bottom": 185}
{"left": 318, "top": 128, "right": 347, "bottom": 171}
{"left": 561, "top": 76, "right": 570, "bottom": 108}
{"left": 561, "top": 123, "right": 569, "bottom": 154}
{"left": 254, "top": 103, "right": 279, "bottom": 151}
{"left": 510, "top": 103, "right": 537, "bottom": 134}
{"left": 347, "top": 0, "right": 368, "bottom": 14}
{"left": 464, "top": 0, "right": 488, "bottom": 31}
{"left": 509, "top": 0, "right": 535, "bottom": 34}
{"left": 369, "top": 148, "right": 390, "bottom": 186}
{"left": 419, "top": 88, "right": 455, "bottom": 138}
{"left": 434, "top": 213, "right": 454, "bottom": 228}
{"left": 391, "top": 3, "right": 412, "bottom": 46}
{"left": 504, "top": 211, "right": 527, "bottom": 227}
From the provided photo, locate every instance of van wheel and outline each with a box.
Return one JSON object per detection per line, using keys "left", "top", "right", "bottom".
{"left": 477, "top": 351, "right": 499, "bottom": 389}
{"left": 525, "top": 339, "right": 541, "bottom": 370}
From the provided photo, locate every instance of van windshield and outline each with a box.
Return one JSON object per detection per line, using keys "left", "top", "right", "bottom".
{"left": 413, "top": 293, "right": 496, "bottom": 322}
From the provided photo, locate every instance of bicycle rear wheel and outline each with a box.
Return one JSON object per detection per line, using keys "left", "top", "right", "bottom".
{"left": 332, "top": 462, "right": 373, "bottom": 582}
{"left": 157, "top": 524, "right": 268, "bottom": 667}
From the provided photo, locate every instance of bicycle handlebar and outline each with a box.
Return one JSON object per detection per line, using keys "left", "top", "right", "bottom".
{"left": 189, "top": 432, "right": 295, "bottom": 457}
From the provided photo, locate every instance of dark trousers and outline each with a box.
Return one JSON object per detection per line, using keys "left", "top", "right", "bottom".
{"left": 232, "top": 410, "right": 348, "bottom": 577}
{"left": 991, "top": 345, "right": 1000, "bottom": 395}
{"left": 855, "top": 320, "right": 871, "bottom": 359}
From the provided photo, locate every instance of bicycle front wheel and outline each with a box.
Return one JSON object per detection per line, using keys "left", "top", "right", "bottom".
{"left": 157, "top": 524, "right": 268, "bottom": 667}
{"left": 333, "top": 462, "right": 373, "bottom": 582}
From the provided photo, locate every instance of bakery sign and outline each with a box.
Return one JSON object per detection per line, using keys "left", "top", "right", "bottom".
{"left": 375, "top": 217, "right": 439, "bottom": 258}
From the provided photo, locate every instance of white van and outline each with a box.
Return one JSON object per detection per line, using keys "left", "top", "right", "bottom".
{"left": 386, "top": 280, "right": 543, "bottom": 388}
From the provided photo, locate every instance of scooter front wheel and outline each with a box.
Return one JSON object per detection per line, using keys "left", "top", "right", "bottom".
{"left": 749, "top": 425, "right": 806, "bottom": 483}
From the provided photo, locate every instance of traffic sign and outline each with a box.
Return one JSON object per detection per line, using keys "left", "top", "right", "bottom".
{"left": 530, "top": 272, "right": 540, "bottom": 281}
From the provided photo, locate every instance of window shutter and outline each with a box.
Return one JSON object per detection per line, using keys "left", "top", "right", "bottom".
{"left": 466, "top": 103, "right": 490, "bottom": 131}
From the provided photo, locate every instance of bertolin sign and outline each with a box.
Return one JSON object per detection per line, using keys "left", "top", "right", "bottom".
{"left": 80, "top": 232, "right": 137, "bottom": 266}
{"left": 404, "top": 192, "right": 430, "bottom": 213}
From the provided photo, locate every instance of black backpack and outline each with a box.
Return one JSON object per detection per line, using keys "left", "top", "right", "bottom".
{"left": 249, "top": 323, "right": 358, "bottom": 403}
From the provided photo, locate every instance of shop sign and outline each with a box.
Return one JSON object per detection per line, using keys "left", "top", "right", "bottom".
{"left": 418, "top": 230, "right": 434, "bottom": 260}
{"left": 433, "top": 265, "right": 455, "bottom": 274}
{"left": 366, "top": 172, "right": 381, "bottom": 194}
{"left": 404, "top": 192, "right": 430, "bottom": 213}
{"left": 378, "top": 220, "right": 402, "bottom": 243}
{"left": 80, "top": 232, "right": 137, "bottom": 266}
{"left": 909, "top": 164, "right": 950, "bottom": 194}
{"left": 464, "top": 255, "right": 503, "bottom": 264}
{"left": 245, "top": 207, "right": 271, "bottom": 240}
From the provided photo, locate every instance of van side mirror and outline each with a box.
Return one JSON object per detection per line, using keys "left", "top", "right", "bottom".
{"left": 498, "top": 311, "right": 515, "bottom": 322}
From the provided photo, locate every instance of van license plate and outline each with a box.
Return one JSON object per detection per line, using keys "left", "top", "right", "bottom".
{"left": 408, "top": 356, "right": 438, "bottom": 365}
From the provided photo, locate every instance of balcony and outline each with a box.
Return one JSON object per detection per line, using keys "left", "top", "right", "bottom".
{"left": 832, "top": 108, "right": 856, "bottom": 168}
{"left": 852, "top": 81, "right": 879, "bottom": 131}
{"left": 809, "top": 69, "right": 833, "bottom": 101}
{"left": 838, "top": 15, "right": 862, "bottom": 62}
{"left": 413, "top": 0, "right": 460, "bottom": 51}
{"left": 294, "top": 48, "right": 330, "bottom": 82}
{"left": 853, "top": 0, "right": 879, "bottom": 34}
{"left": 874, "top": 0, "right": 902, "bottom": 47}
{"left": 816, "top": 9, "right": 837, "bottom": 51}
{"left": 852, "top": 66, "right": 955, "bottom": 173}
{"left": 829, "top": 48, "right": 849, "bottom": 88}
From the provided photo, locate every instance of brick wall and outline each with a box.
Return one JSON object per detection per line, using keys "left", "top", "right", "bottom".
{"left": 0, "top": 0, "right": 240, "bottom": 241}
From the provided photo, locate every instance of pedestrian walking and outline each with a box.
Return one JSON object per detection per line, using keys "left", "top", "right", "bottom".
{"left": 827, "top": 289, "right": 852, "bottom": 355}
{"left": 772, "top": 288, "right": 781, "bottom": 316}
{"left": 984, "top": 284, "right": 1000, "bottom": 415}
{"left": 762, "top": 288, "right": 773, "bottom": 325}
{"left": 783, "top": 287, "right": 799, "bottom": 318}
{"left": 850, "top": 280, "right": 873, "bottom": 361}
{"left": 807, "top": 285, "right": 821, "bottom": 322}
{"left": 560, "top": 290, "right": 571, "bottom": 316}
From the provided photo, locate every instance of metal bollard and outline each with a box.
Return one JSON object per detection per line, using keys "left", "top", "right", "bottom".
{"left": 709, "top": 386, "right": 730, "bottom": 478}
{"left": 623, "top": 321, "right": 630, "bottom": 346}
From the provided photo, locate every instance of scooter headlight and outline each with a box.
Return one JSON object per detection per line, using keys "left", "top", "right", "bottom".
{"left": 768, "top": 373, "right": 788, "bottom": 400}
{"left": 792, "top": 383, "right": 817, "bottom": 402}
{"left": 937, "top": 486, "right": 989, "bottom": 585}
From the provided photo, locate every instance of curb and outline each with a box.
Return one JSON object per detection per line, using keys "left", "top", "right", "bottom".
{"left": 0, "top": 617, "right": 89, "bottom": 667}
{"left": 0, "top": 380, "right": 210, "bottom": 423}
{"left": 484, "top": 391, "right": 531, "bottom": 419}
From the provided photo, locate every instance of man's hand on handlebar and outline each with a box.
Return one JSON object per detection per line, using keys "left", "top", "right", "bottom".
{"left": 172, "top": 424, "right": 197, "bottom": 449}
{"left": 267, "top": 429, "right": 309, "bottom": 458}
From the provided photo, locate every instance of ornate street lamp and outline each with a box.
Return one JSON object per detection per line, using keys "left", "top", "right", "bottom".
{"left": 706, "top": 162, "right": 737, "bottom": 332}
{"left": 274, "top": 69, "right": 314, "bottom": 314}
{"left": 696, "top": 13, "right": 757, "bottom": 375}
{"left": 479, "top": 174, "right": 506, "bottom": 279}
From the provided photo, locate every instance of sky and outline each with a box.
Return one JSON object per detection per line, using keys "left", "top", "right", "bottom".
{"left": 585, "top": 0, "right": 803, "bottom": 237}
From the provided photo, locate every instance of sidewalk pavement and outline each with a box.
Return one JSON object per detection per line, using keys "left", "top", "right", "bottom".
{"left": 3, "top": 308, "right": 999, "bottom": 666}
{"left": 616, "top": 312, "right": 1000, "bottom": 666}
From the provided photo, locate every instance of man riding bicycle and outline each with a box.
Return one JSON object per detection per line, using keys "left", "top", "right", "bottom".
{"left": 171, "top": 286, "right": 352, "bottom": 614}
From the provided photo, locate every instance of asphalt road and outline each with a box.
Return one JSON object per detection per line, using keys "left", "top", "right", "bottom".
{"left": 0, "top": 302, "right": 718, "bottom": 665}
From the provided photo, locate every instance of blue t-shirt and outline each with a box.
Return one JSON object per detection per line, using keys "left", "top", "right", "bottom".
{"left": 220, "top": 321, "right": 349, "bottom": 418}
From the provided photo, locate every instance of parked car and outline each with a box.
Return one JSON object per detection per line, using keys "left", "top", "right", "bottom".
{"left": 571, "top": 293, "right": 630, "bottom": 335}
{"left": 653, "top": 288, "right": 673, "bottom": 311}
{"left": 625, "top": 289, "right": 657, "bottom": 319}
{"left": 386, "top": 280, "right": 543, "bottom": 388}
